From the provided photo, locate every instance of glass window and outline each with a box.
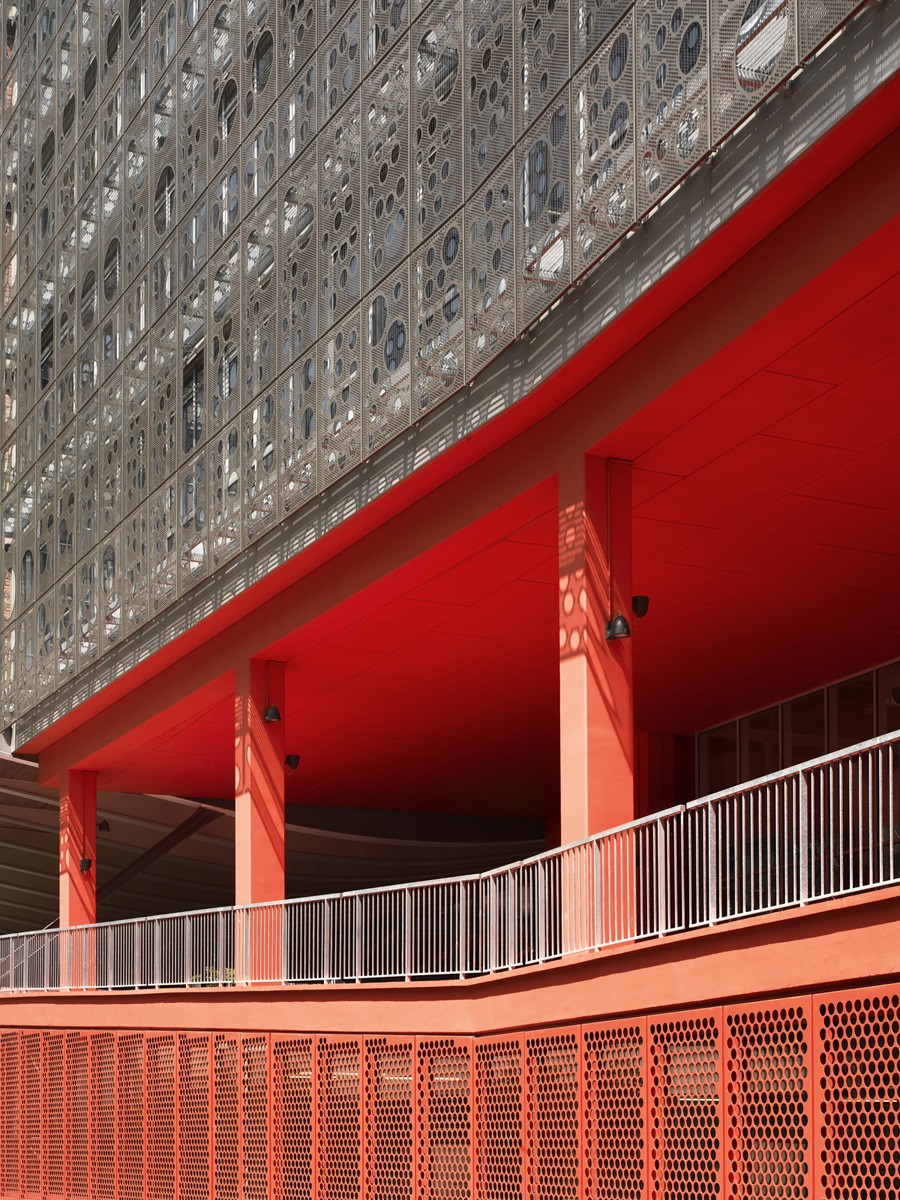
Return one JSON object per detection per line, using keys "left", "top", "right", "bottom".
{"left": 782, "top": 690, "right": 825, "bottom": 768}
{"left": 698, "top": 722, "right": 737, "bottom": 795}
{"left": 739, "top": 706, "right": 779, "bottom": 782}
{"left": 877, "top": 663, "right": 900, "bottom": 735}
{"left": 828, "top": 673, "right": 873, "bottom": 752}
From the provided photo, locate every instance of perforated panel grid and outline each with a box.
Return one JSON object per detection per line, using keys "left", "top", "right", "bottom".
{"left": 816, "top": 985, "right": 900, "bottom": 1200}
{"left": 649, "top": 1009, "right": 723, "bottom": 1200}
{"left": 273, "top": 1036, "right": 315, "bottom": 1200}
{"left": 474, "top": 1037, "right": 523, "bottom": 1200}
{"left": 525, "top": 1029, "right": 580, "bottom": 1200}
{"left": 317, "top": 1038, "right": 363, "bottom": 1200}
{"left": 583, "top": 1019, "right": 645, "bottom": 1200}
{"left": 0, "top": 975, "right": 894, "bottom": 1198}
{"left": 725, "top": 1000, "right": 810, "bottom": 1200}
{"left": 417, "top": 1038, "right": 472, "bottom": 1200}
{"left": 1, "top": 0, "right": 872, "bottom": 724}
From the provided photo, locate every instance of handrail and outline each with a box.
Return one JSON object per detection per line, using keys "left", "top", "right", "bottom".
{"left": 1, "top": 730, "right": 898, "bottom": 992}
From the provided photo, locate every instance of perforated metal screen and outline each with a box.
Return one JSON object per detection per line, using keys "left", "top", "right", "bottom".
{"left": 0, "top": 979, "right": 896, "bottom": 1197}
{"left": 0, "top": 0, "right": 872, "bottom": 725}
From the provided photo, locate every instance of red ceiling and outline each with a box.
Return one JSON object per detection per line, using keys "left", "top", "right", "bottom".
{"left": 98, "top": 222, "right": 900, "bottom": 820}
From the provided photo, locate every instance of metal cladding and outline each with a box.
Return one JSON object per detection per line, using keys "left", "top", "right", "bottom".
{"left": 0, "top": 982, "right": 896, "bottom": 1196}
{"left": 0, "top": 0, "right": 864, "bottom": 723}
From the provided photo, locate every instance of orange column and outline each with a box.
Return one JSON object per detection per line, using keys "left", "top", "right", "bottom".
{"left": 59, "top": 769, "right": 97, "bottom": 928}
{"left": 558, "top": 456, "right": 635, "bottom": 842}
{"left": 235, "top": 659, "right": 286, "bottom": 906}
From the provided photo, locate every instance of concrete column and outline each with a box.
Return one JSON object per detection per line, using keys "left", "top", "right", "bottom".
{"left": 59, "top": 769, "right": 97, "bottom": 928}
{"left": 558, "top": 456, "right": 635, "bottom": 842}
{"left": 235, "top": 659, "right": 286, "bottom": 908}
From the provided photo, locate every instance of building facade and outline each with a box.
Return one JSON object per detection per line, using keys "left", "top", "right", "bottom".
{"left": 0, "top": 0, "right": 897, "bottom": 1193}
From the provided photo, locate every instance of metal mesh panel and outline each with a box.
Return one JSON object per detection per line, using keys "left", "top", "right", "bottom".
{"left": 524, "top": 1029, "right": 580, "bottom": 1200}
{"left": 122, "top": 500, "right": 149, "bottom": 630}
{"left": 243, "top": 1036, "right": 270, "bottom": 1200}
{"left": 176, "top": 450, "right": 207, "bottom": 589}
{"left": 123, "top": 112, "right": 149, "bottom": 288}
{"left": 146, "top": 1033, "right": 176, "bottom": 1200}
{"left": 362, "top": 39, "right": 409, "bottom": 293}
{"left": 365, "top": 1038, "right": 414, "bottom": 1200}
{"left": 242, "top": 0, "right": 278, "bottom": 128}
{"left": 278, "top": 359, "right": 318, "bottom": 514}
{"left": 583, "top": 1019, "right": 645, "bottom": 1200}
{"left": 243, "top": 195, "right": 278, "bottom": 399}
{"left": 516, "top": 91, "right": 571, "bottom": 328}
{"left": 318, "top": 306, "right": 361, "bottom": 486}
{"left": 273, "top": 1036, "right": 315, "bottom": 1200}
{"left": 725, "top": 999, "right": 811, "bottom": 1199}
{"left": 179, "top": 26, "right": 208, "bottom": 220}
{"left": 412, "top": 218, "right": 465, "bottom": 415}
{"left": 244, "top": 115, "right": 279, "bottom": 209}
{"left": 55, "top": 568, "right": 75, "bottom": 677}
{"left": 365, "top": 0, "right": 408, "bottom": 71}
{"left": 0, "top": 1032, "right": 20, "bottom": 1198}
{"left": 318, "top": 106, "right": 361, "bottom": 330}
{"left": 116, "top": 1033, "right": 145, "bottom": 1200}
{"left": 636, "top": 0, "right": 709, "bottom": 209}
{"left": 148, "top": 479, "right": 177, "bottom": 613}
{"left": 363, "top": 260, "right": 410, "bottom": 456}
{"left": 279, "top": 52, "right": 317, "bottom": 168}
{"left": 280, "top": 0, "right": 317, "bottom": 87}
{"left": 42, "top": 1031, "right": 65, "bottom": 1198}
{"left": 208, "top": 236, "right": 240, "bottom": 426}
{"left": 800, "top": 0, "right": 861, "bottom": 58}
{"left": 648, "top": 1010, "right": 723, "bottom": 1200}
{"left": 278, "top": 146, "right": 317, "bottom": 374}
{"left": 474, "top": 1037, "right": 522, "bottom": 1200}
{"left": 573, "top": 20, "right": 635, "bottom": 277}
{"left": 209, "top": 4, "right": 242, "bottom": 173}
{"left": 416, "top": 1039, "right": 472, "bottom": 1200}
{"left": 410, "top": 0, "right": 463, "bottom": 249}
{"left": 816, "top": 985, "right": 900, "bottom": 1200}
{"left": 148, "top": 314, "right": 177, "bottom": 489}
{"left": 464, "top": 0, "right": 515, "bottom": 192}
{"left": 711, "top": 0, "right": 797, "bottom": 142}
{"left": 572, "top": 0, "right": 633, "bottom": 67}
{"left": 466, "top": 156, "right": 516, "bottom": 377}
{"left": 214, "top": 1034, "right": 241, "bottom": 1200}
{"left": 317, "top": 1038, "right": 362, "bottom": 1200}
{"left": 90, "top": 1031, "right": 116, "bottom": 1200}
{"left": 517, "top": 0, "right": 570, "bottom": 135}
{"left": 207, "top": 419, "right": 242, "bottom": 568}
{"left": 318, "top": 3, "right": 361, "bottom": 123}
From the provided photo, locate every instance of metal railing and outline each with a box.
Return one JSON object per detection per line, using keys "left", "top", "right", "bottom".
{"left": 1, "top": 730, "right": 898, "bottom": 993}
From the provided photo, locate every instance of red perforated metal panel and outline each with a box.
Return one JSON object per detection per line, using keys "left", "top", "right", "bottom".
{"left": 146, "top": 1034, "right": 176, "bottom": 1200}
{"left": 65, "top": 1032, "right": 89, "bottom": 1199}
{"left": 43, "top": 1032, "right": 65, "bottom": 1197}
{"left": 725, "top": 998, "right": 811, "bottom": 1200}
{"left": 22, "top": 1032, "right": 41, "bottom": 1200}
{"left": 117, "top": 1033, "right": 146, "bottom": 1200}
{"left": 273, "top": 1036, "right": 315, "bottom": 1200}
{"left": 214, "top": 1035, "right": 241, "bottom": 1200}
{"left": 178, "top": 1034, "right": 211, "bottom": 1200}
{"left": 524, "top": 1028, "right": 581, "bottom": 1200}
{"left": 648, "top": 1008, "right": 724, "bottom": 1200}
{"left": 365, "top": 1038, "right": 414, "bottom": 1200}
{"left": 815, "top": 984, "right": 900, "bottom": 1200}
{"left": 474, "top": 1036, "right": 523, "bottom": 1200}
{"left": 90, "top": 1032, "right": 116, "bottom": 1200}
{"left": 583, "top": 1018, "right": 647, "bottom": 1200}
{"left": 0, "top": 1032, "right": 20, "bottom": 1199}
{"left": 317, "top": 1038, "right": 363, "bottom": 1200}
{"left": 417, "top": 1038, "right": 473, "bottom": 1200}
{"left": 243, "top": 1036, "right": 271, "bottom": 1200}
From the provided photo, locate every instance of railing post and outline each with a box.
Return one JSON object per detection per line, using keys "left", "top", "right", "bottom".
{"left": 707, "top": 803, "right": 718, "bottom": 925}
{"left": 656, "top": 820, "right": 667, "bottom": 936}
{"left": 354, "top": 895, "right": 362, "bottom": 983}
{"left": 134, "top": 921, "right": 142, "bottom": 989}
{"left": 403, "top": 888, "right": 412, "bottom": 982}
{"left": 592, "top": 837, "right": 602, "bottom": 950}
{"left": 537, "top": 864, "right": 546, "bottom": 963}
{"left": 185, "top": 916, "right": 192, "bottom": 988}
{"left": 799, "top": 771, "right": 810, "bottom": 904}
{"left": 458, "top": 880, "right": 466, "bottom": 979}
{"left": 154, "top": 919, "right": 161, "bottom": 988}
{"left": 328, "top": 902, "right": 336, "bottom": 984}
